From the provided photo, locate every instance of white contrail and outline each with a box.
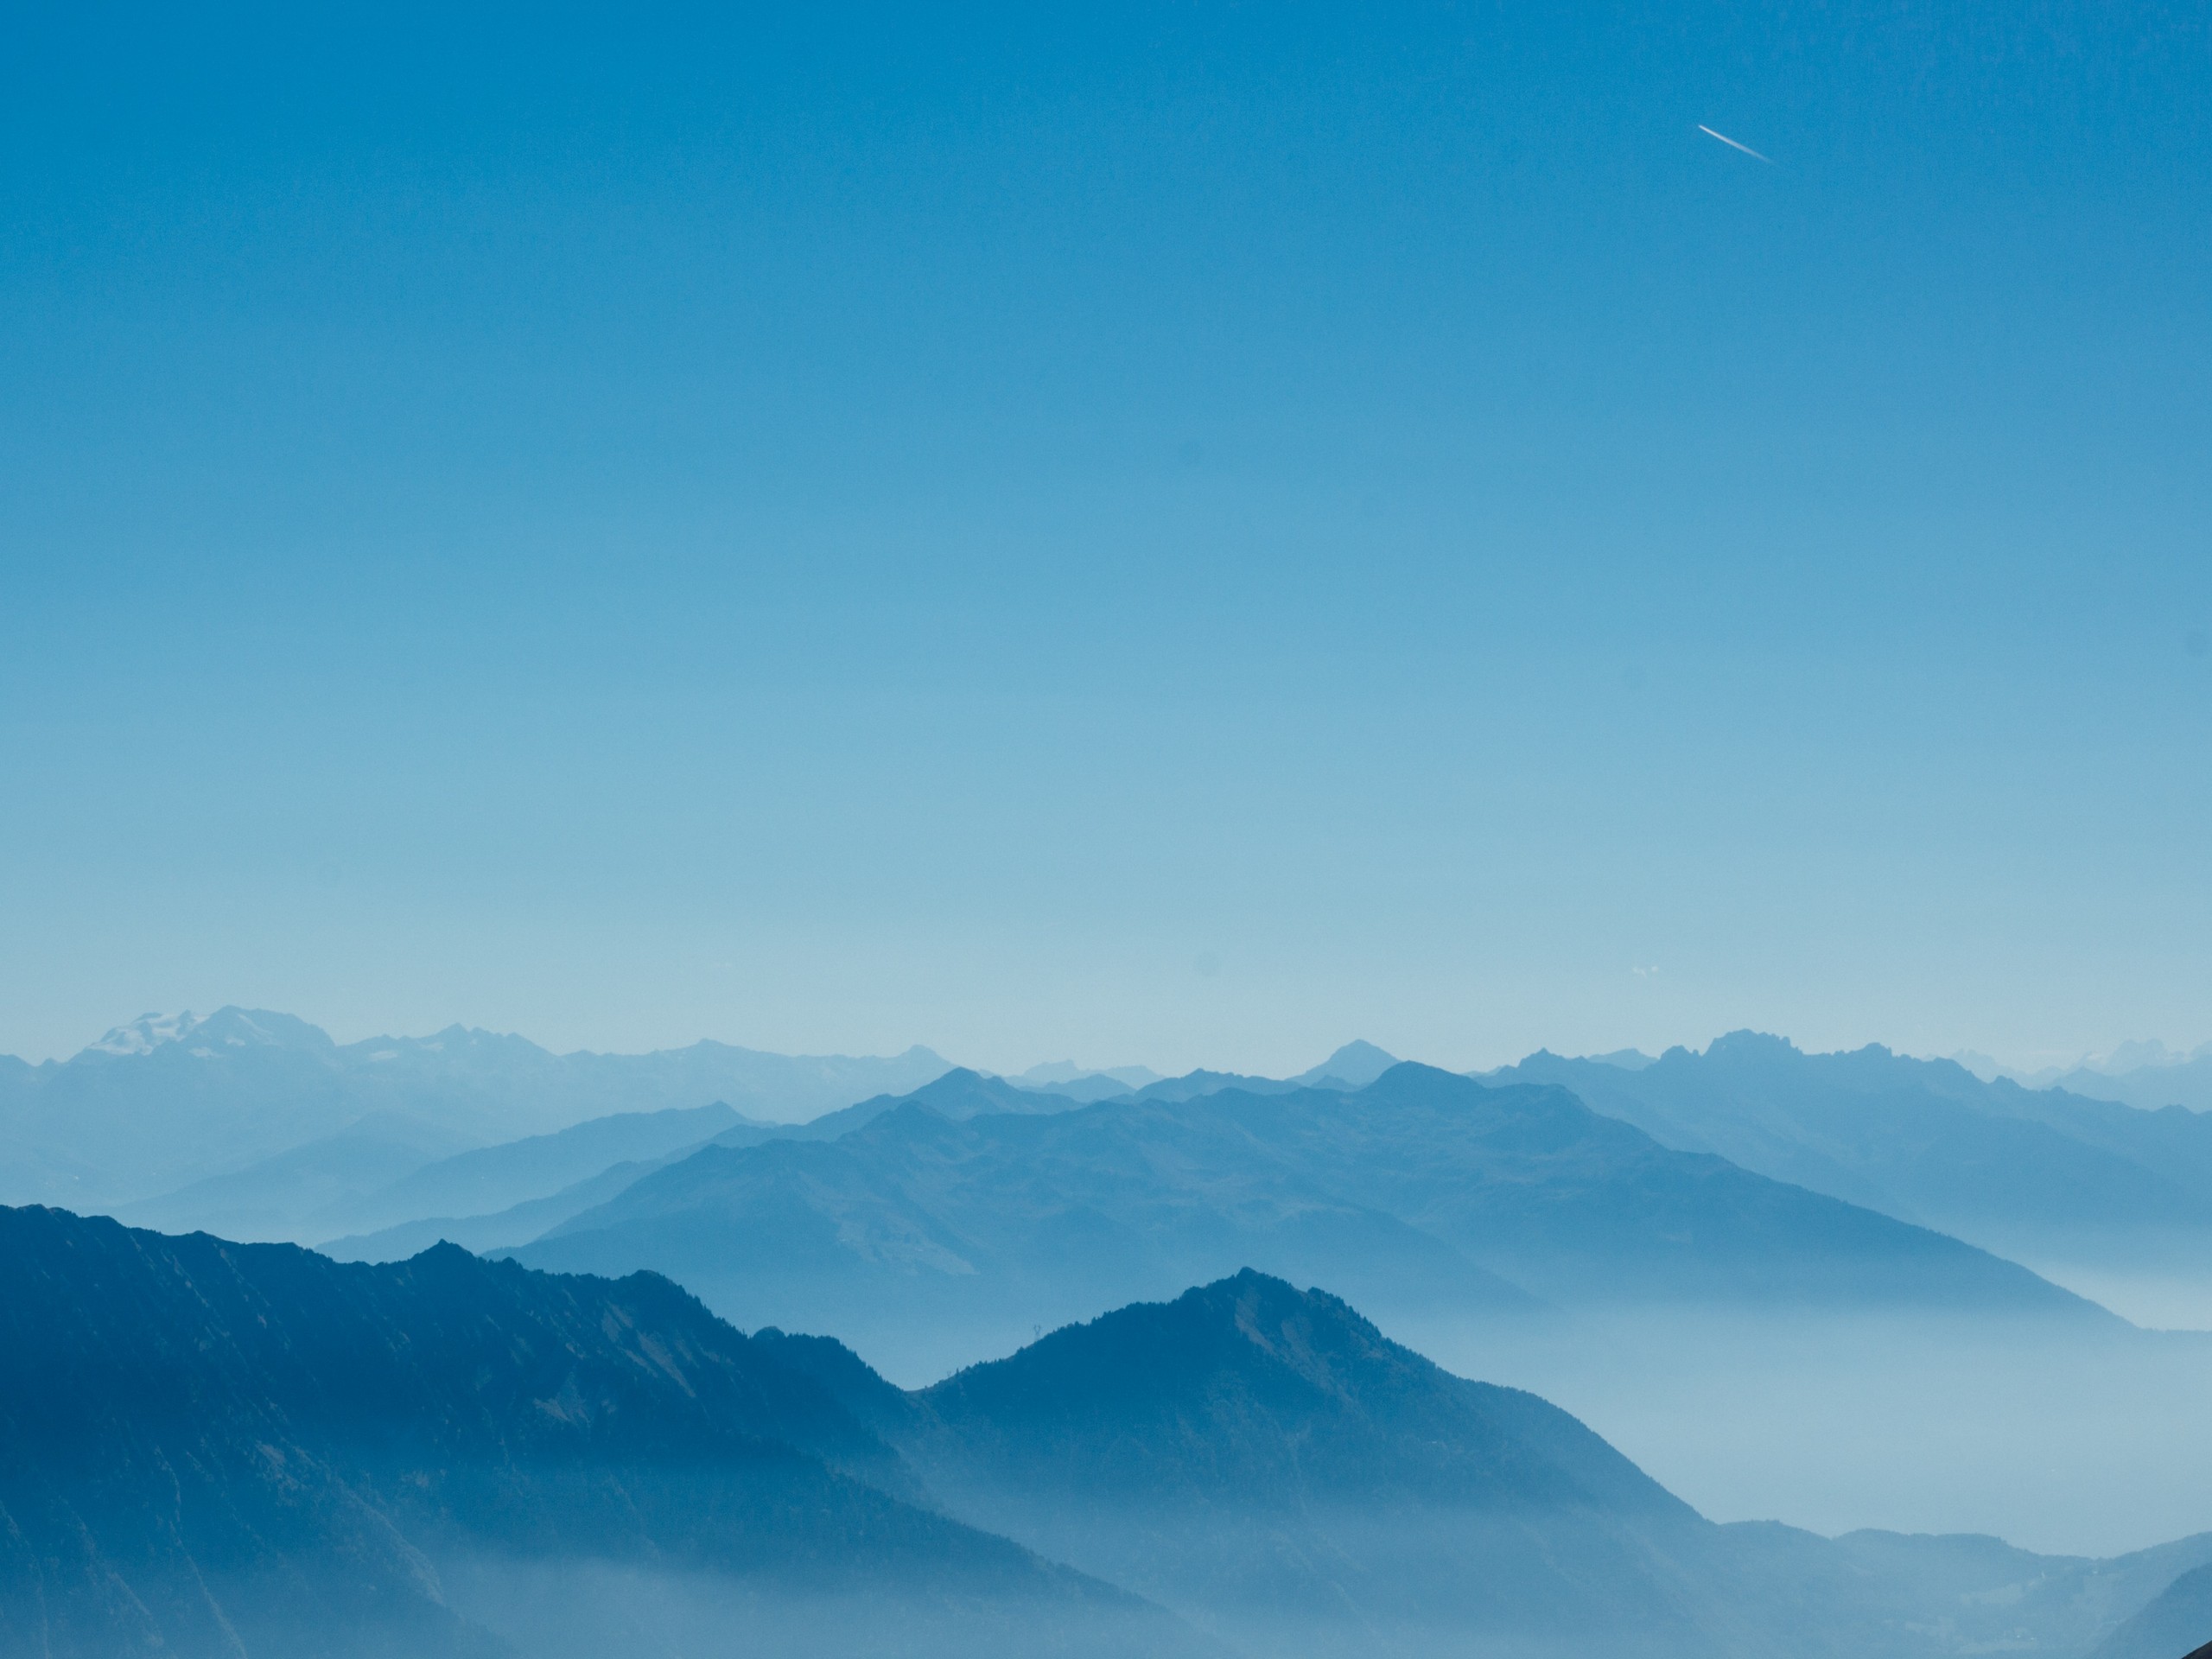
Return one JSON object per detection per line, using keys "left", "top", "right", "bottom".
{"left": 1698, "top": 124, "right": 1773, "bottom": 163}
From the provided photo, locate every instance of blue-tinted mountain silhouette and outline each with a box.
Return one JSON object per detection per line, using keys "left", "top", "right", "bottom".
{"left": 785, "top": 1065, "right": 1089, "bottom": 1137}
{"left": 896, "top": 1268, "right": 1720, "bottom": 1654}
{"left": 0, "top": 1205, "right": 1188, "bottom": 1658}
{"left": 2089, "top": 1563, "right": 2212, "bottom": 1659}
{"left": 0, "top": 1009, "right": 952, "bottom": 1209}
{"left": 124, "top": 1101, "right": 747, "bottom": 1243}
{"left": 776, "top": 1269, "right": 2204, "bottom": 1659}
{"left": 1492, "top": 1033, "right": 2212, "bottom": 1266}
{"left": 512, "top": 1062, "right": 2102, "bottom": 1367}
{"left": 317, "top": 1071, "right": 1096, "bottom": 1268}
{"left": 3, "top": 1204, "right": 2201, "bottom": 1659}
{"left": 1292, "top": 1039, "right": 1401, "bottom": 1088}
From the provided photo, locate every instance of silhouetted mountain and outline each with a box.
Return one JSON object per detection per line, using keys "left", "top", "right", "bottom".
{"left": 509, "top": 1063, "right": 2098, "bottom": 1377}
{"left": 316, "top": 1101, "right": 750, "bottom": 1241}
{"left": 792, "top": 1067, "right": 1088, "bottom": 1138}
{"left": 0, "top": 1205, "right": 1192, "bottom": 1658}
{"left": 1292, "top": 1039, "right": 1400, "bottom": 1088}
{"left": 1133, "top": 1068, "right": 1301, "bottom": 1102}
{"left": 0, "top": 1009, "right": 954, "bottom": 1208}
{"left": 1001, "top": 1063, "right": 1156, "bottom": 1101}
{"left": 320, "top": 1157, "right": 671, "bottom": 1264}
{"left": 0, "top": 1009, "right": 404, "bottom": 1206}
{"left": 2092, "top": 1563, "right": 2212, "bottom": 1659}
{"left": 895, "top": 1269, "right": 1719, "bottom": 1655}
{"left": 1491, "top": 1033, "right": 2212, "bottom": 1268}
{"left": 855, "top": 1271, "right": 2188, "bottom": 1659}
{"left": 1591, "top": 1047, "right": 1659, "bottom": 1070}
{"left": 317, "top": 1084, "right": 1073, "bottom": 1268}
{"left": 2035, "top": 1043, "right": 2212, "bottom": 1115}
{"left": 3, "top": 1204, "right": 2199, "bottom": 1659}
{"left": 1014, "top": 1073, "right": 1136, "bottom": 1102}
{"left": 511, "top": 1074, "right": 1547, "bottom": 1367}
{"left": 116, "top": 1110, "right": 481, "bottom": 1240}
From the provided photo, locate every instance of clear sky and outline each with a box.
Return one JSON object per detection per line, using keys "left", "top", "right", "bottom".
{"left": 3, "top": 3, "right": 2208, "bottom": 1071}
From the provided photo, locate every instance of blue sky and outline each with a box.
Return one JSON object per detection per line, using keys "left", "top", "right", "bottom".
{"left": 3, "top": 3, "right": 2208, "bottom": 1070}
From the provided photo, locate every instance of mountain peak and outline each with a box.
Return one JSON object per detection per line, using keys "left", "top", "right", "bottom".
{"left": 922, "top": 1270, "right": 1382, "bottom": 1423}
{"left": 84, "top": 1007, "right": 334, "bottom": 1059}
{"left": 917, "top": 1268, "right": 1692, "bottom": 1521}
{"left": 1294, "top": 1039, "right": 1400, "bottom": 1088}
{"left": 87, "top": 1010, "right": 200, "bottom": 1055}
{"left": 1702, "top": 1029, "right": 1802, "bottom": 1062}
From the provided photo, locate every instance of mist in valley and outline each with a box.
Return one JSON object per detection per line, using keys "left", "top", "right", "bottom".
{"left": 1395, "top": 1304, "right": 2212, "bottom": 1557}
{"left": 8, "top": 0, "right": 2212, "bottom": 1653}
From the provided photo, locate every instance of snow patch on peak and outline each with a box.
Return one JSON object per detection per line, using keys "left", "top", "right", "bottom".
{"left": 80, "top": 1007, "right": 334, "bottom": 1061}
{"left": 90, "top": 1012, "right": 201, "bottom": 1056}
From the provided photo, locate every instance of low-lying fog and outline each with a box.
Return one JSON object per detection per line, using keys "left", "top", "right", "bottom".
{"left": 797, "top": 1292, "right": 2212, "bottom": 1561}
{"left": 2021, "top": 1262, "right": 2212, "bottom": 1332}
{"left": 1388, "top": 1303, "right": 2212, "bottom": 1558}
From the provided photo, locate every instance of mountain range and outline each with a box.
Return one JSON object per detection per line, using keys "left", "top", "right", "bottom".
{"left": 0, "top": 1204, "right": 1185, "bottom": 1658}
{"left": 3, "top": 1203, "right": 2206, "bottom": 1659}
{"left": 35, "top": 1010, "right": 2212, "bottom": 1307}
{"left": 1491, "top": 1033, "right": 2212, "bottom": 1270}
{"left": 504, "top": 1062, "right": 2104, "bottom": 1377}
{"left": 0, "top": 1008, "right": 953, "bottom": 1209}
{"left": 1965, "top": 1041, "right": 2212, "bottom": 1116}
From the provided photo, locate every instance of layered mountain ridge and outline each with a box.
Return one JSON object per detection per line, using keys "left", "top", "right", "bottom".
{"left": 6, "top": 1204, "right": 2201, "bottom": 1659}
{"left": 0, "top": 1009, "right": 954, "bottom": 1209}
{"left": 1492, "top": 1033, "right": 2212, "bottom": 1270}
{"left": 0, "top": 1204, "right": 1185, "bottom": 1658}
{"left": 508, "top": 1062, "right": 2104, "bottom": 1376}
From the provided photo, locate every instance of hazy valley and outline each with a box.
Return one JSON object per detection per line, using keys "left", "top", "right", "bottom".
{"left": 3, "top": 1012, "right": 2212, "bottom": 1655}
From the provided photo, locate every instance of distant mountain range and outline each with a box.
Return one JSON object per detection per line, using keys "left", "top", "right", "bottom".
{"left": 311, "top": 1069, "right": 1101, "bottom": 1264}
{"left": 504, "top": 1062, "right": 2103, "bottom": 1376}
{"left": 1491, "top": 1033, "right": 2212, "bottom": 1269}
{"left": 0, "top": 1007, "right": 954, "bottom": 1208}
{"left": 1961, "top": 1039, "right": 2212, "bottom": 1114}
{"left": 17, "top": 1010, "right": 2212, "bottom": 1352}
{"left": 4, "top": 1205, "right": 2205, "bottom": 1659}
{"left": 121, "top": 1101, "right": 753, "bottom": 1243}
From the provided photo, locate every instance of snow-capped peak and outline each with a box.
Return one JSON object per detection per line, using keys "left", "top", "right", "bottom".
{"left": 89, "top": 1012, "right": 202, "bottom": 1056}
{"left": 81, "top": 1007, "right": 332, "bottom": 1060}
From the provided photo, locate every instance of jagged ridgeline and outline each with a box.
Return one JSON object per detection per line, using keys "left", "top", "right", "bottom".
{"left": 0, "top": 1206, "right": 1181, "bottom": 1659}
{"left": 4, "top": 1205, "right": 2211, "bottom": 1659}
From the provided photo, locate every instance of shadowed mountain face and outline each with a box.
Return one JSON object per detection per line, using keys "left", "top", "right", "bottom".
{"left": 316, "top": 1071, "right": 1095, "bottom": 1269}
{"left": 3, "top": 1206, "right": 2204, "bottom": 1659}
{"left": 2091, "top": 1564, "right": 2212, "bottom": 1659}
{"left": 897, "top": 1270, "right": 1722, "bottom": 1656}
{"left": 914, "top": 1269, "right": 1689, "bottom": 1514}
{"left": 512, "top": 1063, "right": 2099, "bottom": 1375}
{"left": 785, "top": 1271, "right": 2207, "bottom": 1659}
{"left": 1492, "top": 1034, "right": 2212, "bottom": 1268}
{"left": 0, "top": 1205, "right": 1186, "bottom": 1659}
{"left": 0, "top": 1010, "right": 954, "bottom": 1209}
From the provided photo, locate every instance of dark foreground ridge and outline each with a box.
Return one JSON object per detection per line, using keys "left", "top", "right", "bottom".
{"left": 899, "top": 1269, "right": 1726, "bottom": 1655}
{"left": 3, "top": 1204, "right": 2207, "bottom": 1659}
{"left": 779, "top": 1270, "right": 2212, "bottom": 1659}
{"left": 0, "top": 1205, "right": 1189, "bottom": 1658}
